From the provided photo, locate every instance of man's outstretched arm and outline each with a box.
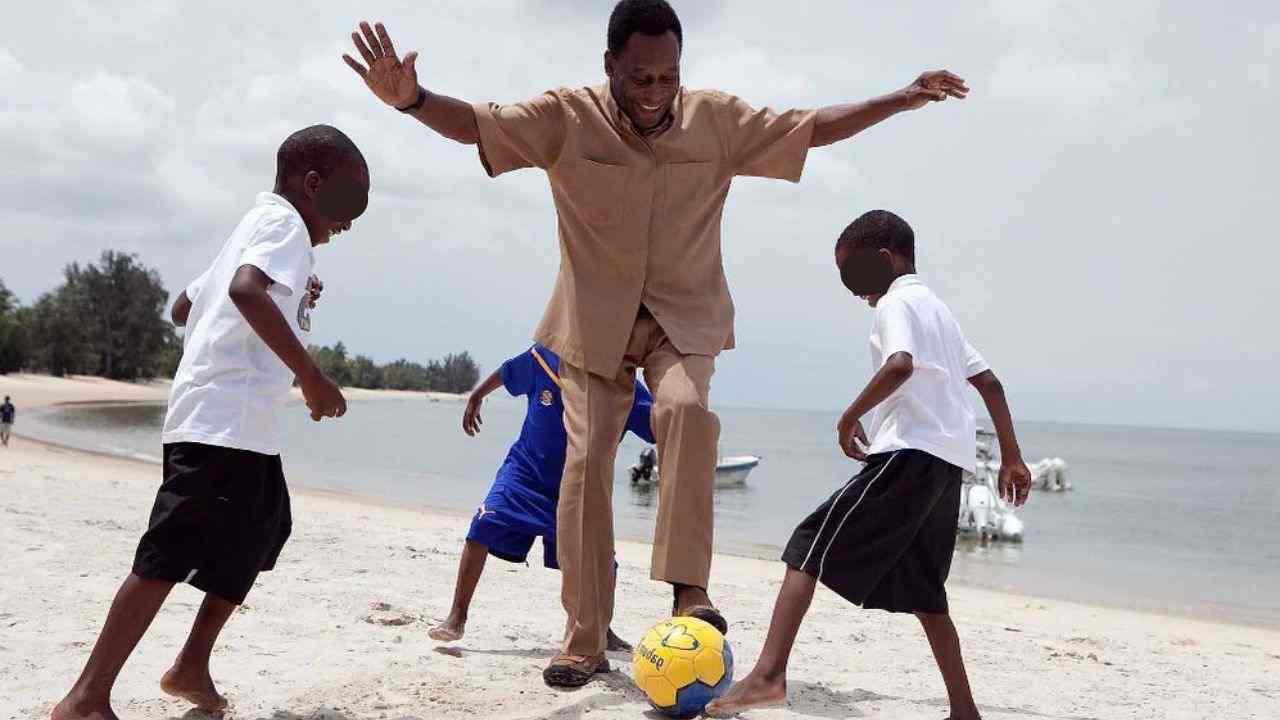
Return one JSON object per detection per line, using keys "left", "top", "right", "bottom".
{"left": 343, "top": 20, "right": 479, "bottom": 145}
{"left": 811, "top": 70, "right": 968, "bottom": 148}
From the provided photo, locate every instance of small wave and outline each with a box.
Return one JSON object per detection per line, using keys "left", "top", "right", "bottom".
{"left": 102, "top": 444, "right": 162, "bottom": 464}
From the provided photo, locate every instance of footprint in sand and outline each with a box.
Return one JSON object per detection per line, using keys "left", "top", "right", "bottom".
{"left": 1067, "top": 636, "right": 1103, "bottom": 647}
{"left": 363, "top": 602, "right": 418, "bottom": 627}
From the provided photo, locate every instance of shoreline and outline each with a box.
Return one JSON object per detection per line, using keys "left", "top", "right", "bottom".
{"left": 6, "top": 378, "right": 1276, "bottom": 634}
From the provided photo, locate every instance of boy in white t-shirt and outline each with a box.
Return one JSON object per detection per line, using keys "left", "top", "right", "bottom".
{"left": 54, "top": 125, "right": 369, "bottom": 720}
{"left": 708, "top": 210, "right": 1034, "bottom": 720}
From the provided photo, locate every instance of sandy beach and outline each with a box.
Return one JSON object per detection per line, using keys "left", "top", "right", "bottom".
{"left": 1, "top": 375, "right": 1277, "bottom": 720}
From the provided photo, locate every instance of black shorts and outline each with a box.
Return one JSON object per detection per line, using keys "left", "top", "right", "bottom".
{"left": 782, "top": 449, "right": 961, "bottom": 614}
{"left": 132, "top": 442, "right": 292, "bottom": 605}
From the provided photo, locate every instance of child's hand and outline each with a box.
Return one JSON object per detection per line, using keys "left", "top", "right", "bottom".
{"left": 301, "top": 369, "right": 347, "bottom": 422}
{"left": 998, "top": 460, "right": 1032, "bottom": 507}
{"left": 836, "top": 411, "right": 870, "bottom": 461}
{"left": 306, "top": 275, "right": 324, "bottom": 309}
{"left": 462, "top": 393, "right": 484, "bottom": 436}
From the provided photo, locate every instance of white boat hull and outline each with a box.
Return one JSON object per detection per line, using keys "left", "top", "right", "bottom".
{"left": 629, "top": 455, "right": 761, "bottom": 489}
{"left": 959, "top": 471, "right": 1025, "bottom": 542}
{"left": 712, "top": 456, "right": 760, "bottom": 487}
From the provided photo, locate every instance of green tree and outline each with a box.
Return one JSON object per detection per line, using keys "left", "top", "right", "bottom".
{"left": 65, "top": 251, "right": 172, "bottom": 380}
{"left": 439, "top": 351, "right": 481, "bottom": 393}
{"left": 27, "top": 286, "right": 92, "bottom": 377}
{"left": 381, "top": 358, "right": 431, "bottom": 390}
{"left": 154, "top": 330, "right": 184, "bottom": 379}
{"left": 0, "top": 279, "right": 28, "bottom": 373}
{"left": 349, "top": 354, "right": 383, "bottom": 389}
{"left": 309, "top": 341, "right": 354, "bottom": 387}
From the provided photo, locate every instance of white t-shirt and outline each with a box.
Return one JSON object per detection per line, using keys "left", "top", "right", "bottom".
{"left": 161, "top": 192, "right": 315, "bottom": 456}
{"left": 865, "top": 275, "right": 989, "bottom": 473}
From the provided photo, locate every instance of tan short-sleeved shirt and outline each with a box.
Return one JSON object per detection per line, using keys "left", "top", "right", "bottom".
{"left": 474, "top": 84, "right": 816, "bottom": 376}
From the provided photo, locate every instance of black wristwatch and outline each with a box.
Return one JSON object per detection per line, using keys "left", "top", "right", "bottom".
{"left": 397, "top": 85, "right": 427, "bottom": 113}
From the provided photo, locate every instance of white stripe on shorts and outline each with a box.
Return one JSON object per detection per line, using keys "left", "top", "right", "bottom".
{"left": 799, "top": 451, "right": 900, "bottom": 573}
{"left": 816, "top": 451, "right": 901, "bottom": 581}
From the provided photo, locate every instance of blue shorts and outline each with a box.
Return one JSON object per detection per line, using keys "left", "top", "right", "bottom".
{"left": 466, "top": 468, "right": 559, "bottom": 569}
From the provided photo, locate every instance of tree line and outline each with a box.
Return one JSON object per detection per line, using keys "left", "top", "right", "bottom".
{"left": 308, "top": 342, "right": 480, "bottom": 393}
{"left": 0, "top": 250, "right": 479, "bottom": 393}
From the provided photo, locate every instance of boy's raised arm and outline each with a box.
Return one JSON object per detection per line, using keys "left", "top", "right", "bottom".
{"left": 968, "top": 370, "right": 1031, "bottom": 506}
{"left": 228, "top": 265, "right": 346, "bottom": 421}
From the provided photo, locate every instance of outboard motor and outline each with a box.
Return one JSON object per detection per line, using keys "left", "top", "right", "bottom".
{"left": 630, "top": 446, "right": 658, "bottom": 484}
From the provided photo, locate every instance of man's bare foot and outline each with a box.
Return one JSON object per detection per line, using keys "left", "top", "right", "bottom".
{"left": 51, "top": 695, "right": 120, "bottom": 720}
{"left": 160, "top": 667, "right": 227, "bottom": 711}
{"left": 428, "top": 617, "right": 465, "bottom": 642}
{"left": 703, "top": 671, "right": 787, "bottom": 718}
{"left": 606, "top": 627, "right": 632, "bottom": 652}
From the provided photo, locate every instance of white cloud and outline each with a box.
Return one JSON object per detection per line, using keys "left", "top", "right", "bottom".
{"left": 688, "top": 41, "right": 817, "bottom": 106}
{"left": 0, "top": 46, "right": 21, "bottom": 87}
{"left": 1251, "top": 22, "right": 1280, "bottom": 89}
{"left": 67, "top": 72, "right": 176, "bottom": 152}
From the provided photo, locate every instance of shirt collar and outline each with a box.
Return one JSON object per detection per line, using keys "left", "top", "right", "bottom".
{"left": 257, "top": 191, "right": 300, "bottom": 214}
{"left": 600, "top": 83, "right": 679, "bottom": 139}
{"left": 886, "top": 274, "right": 924, "bottom": 294}
{"left": 255, "top": 192, "right": 316, "bottom": 258}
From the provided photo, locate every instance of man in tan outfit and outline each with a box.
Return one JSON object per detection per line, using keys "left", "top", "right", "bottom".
{"left": 344, "top": 0, "right": 969, "bottom": 687}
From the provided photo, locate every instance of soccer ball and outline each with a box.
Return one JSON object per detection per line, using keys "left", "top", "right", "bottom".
{"left": 632, "top": 617, "right": 734, "bottom": 718}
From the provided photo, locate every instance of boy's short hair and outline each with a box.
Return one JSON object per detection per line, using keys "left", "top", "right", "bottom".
{"left": 608, "top": 0, "right": 683, "bottom": 55}
{"left": 274, "top": 125, "right": 367, "bottom": 188}
{"left": 836, "top": 210, "right": 916, "bottom": 264}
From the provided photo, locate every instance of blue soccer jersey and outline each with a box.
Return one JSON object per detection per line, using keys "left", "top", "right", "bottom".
{"left": 466, "top": 344, "right": 655, "bottom": 568}
{"left": 497, "top": 344, "right": 654, "bottom": 497}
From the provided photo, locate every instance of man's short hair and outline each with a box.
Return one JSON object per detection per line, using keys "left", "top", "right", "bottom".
{"left": 607, "top": 0, "right": 683, "bottom": 56}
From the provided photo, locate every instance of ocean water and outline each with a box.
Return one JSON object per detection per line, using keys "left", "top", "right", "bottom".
{"left": 20, "top": 397, "right": 1280, "bottom": 628}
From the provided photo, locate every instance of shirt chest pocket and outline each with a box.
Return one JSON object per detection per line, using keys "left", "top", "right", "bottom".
{"left": 561, "top": 157, "right": 631, "bottom": 228}
{"left": 663, "top": 160, "right": 720, "bottom": 216}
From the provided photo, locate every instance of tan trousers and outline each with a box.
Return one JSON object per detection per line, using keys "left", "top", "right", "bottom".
{"left": 556, "top": 315, "right": 720, "bottom": 657}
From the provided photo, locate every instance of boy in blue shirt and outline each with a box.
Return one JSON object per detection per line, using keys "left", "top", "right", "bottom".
{"left": 429, "top": 344, "right": 654, "bottom": 651}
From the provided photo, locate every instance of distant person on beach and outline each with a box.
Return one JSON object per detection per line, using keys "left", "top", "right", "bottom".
{"left": 344, "top": 0, "right": 969, "bottom": 685}
{"left": 53, "top": 125, "right": 368, "bottom": 720}
{"left": 706, "top": 210, "right": 1033, "bottom": 720}
{"left": 428, "top": 344, "right": 654, "bottom": 651}
{"left": 1, "top": 395, "right": 14, "bottom": 447}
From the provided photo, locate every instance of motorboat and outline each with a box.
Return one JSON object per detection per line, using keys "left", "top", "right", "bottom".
{"left": 975, "top": 429, "right": 1072, "bottom": 492}
{"left": 959, "top": 429, "right": 1025, "bottom": 542}
{"left": 628, "top": 446, "right": 761, "bottom": 489}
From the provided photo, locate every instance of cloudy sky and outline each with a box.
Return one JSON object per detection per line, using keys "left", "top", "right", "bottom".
{"left": 2, "top": 1, "right": 1277, "bottom": 432}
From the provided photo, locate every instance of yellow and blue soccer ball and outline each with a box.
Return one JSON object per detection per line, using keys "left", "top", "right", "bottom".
{"left": 632, "top": 617, "right": 734, "bottom": 718}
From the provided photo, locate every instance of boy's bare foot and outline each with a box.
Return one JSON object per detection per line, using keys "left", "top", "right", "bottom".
{"left": 428, "top": 617, "right": 465, "bottom": 642}
{"left": 703, "top": 672, "right": 787, "bottom": 718}
{"left": 606, "top": 627, "right": 632, "bottom": 652}
{"left": 51, "top": 696, "right": 120, "bottom": 720}
{"left": 160, "top": 667, "right": 227, "bottom": 711}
